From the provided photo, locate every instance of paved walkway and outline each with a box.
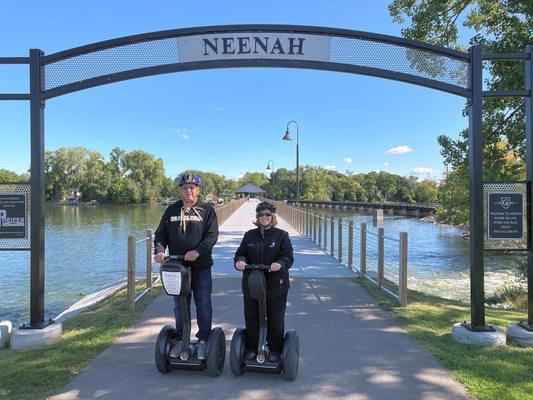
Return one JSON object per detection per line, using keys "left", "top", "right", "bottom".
{"left": 50, "top": 200, "right": 470, "bottom": 400}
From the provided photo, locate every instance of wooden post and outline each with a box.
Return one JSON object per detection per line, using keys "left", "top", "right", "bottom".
{"left": 360, "top": 223, "right": 367, "bottom": 276}
{"left": 146, "top": 229, "right": 153, "bottom": 290}
{"left": 377, "top": 227, "right": 384, "bottom": 288}
{"left": 338, "top": 218, "right": 343, "bottom": 261}
{"left": 318, "top": 216, "right": 322, "bottom": 247}
{"left": 313, "top": 214, "right": 318, "bottom": 243}
{"left": 127, "top": 235, "right": 136, "bottom": 311}
{"left": 399, "top": 232, "right": 408, "bottom": 307}
{"left": 324, "top": 218, "right": 328, "bottom": 250}
{"left": 348, "top": 220, "right": 353, "bottom": 269}
{"left": 329, "top": 217, "right": 335, "bottom": 255}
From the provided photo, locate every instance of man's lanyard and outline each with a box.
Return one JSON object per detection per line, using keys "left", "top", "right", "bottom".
{"left": 180, "top": 206, "right": 203, "bottom": 233}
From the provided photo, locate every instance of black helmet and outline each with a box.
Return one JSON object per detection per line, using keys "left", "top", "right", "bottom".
{"left": 256, "top": 201, "right": 276, "bottom": 213}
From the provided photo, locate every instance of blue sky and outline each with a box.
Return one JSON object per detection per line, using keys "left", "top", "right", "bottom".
{"left": 0, "top": 0, "right": 469, "bottom": 180}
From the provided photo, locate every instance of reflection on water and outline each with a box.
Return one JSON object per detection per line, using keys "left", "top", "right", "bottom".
{"left": 0, "top": 204, "right": 165, "bottom": 324}
{"left": 302, "top": 206, "right": 524, "bottom": 300}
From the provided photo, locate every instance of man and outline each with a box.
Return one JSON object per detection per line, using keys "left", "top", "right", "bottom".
{"left": 154, "top": 173, "right": 219, "bottom": 360}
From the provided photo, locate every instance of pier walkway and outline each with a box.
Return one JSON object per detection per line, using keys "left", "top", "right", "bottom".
{"left": 50, "top": 200, "right": 469, "bottom": 400}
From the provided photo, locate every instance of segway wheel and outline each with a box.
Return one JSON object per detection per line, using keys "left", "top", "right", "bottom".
{"left": 206, "top": 327, "right": 226, "bottom": 377}
{"left": 282, "top": 329, "right": 299, "bottom": 381}
{"left": 230, "top": 327, "right": 246, "bottom": 376}
{"left": 155, "top": 325, "right": 176, "bottom": 374}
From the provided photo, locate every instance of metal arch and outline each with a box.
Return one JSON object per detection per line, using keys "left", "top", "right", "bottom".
{"left": 43, "top": 60, "right": 470, "bottom": 100}
{"left": 41, "top": 24, "right": 470, "bottom": 99}
{"left": 43, "top": 24, "right": 470, "bottom": 63}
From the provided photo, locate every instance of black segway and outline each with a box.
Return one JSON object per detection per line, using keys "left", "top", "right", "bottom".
{"left": 155, "top": 255, "right": 225, "bottom": 377}
{"left": 230, "top": 264, "right": 299, "bottom": 381}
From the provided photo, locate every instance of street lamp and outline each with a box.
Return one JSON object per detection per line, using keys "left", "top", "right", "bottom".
{"left": 282, "top": 120, "right": 299, "bottom": 203}
{"left": 266, "top": 159, "right": 275, "bottom": 200}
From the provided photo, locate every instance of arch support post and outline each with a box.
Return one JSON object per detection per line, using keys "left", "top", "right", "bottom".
{"left": 467, "top": 44, "right": 488, "bottom": 330}
{"left": 29, "top": 48, "right": 46, "bottom": 329}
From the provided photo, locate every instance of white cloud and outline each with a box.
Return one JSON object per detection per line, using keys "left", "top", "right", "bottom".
{"left": 180, "top": 133, "right": 190, "bottom": 139}
{"left": 412, "top": 167, "right": 433, "bottom": 174}
{"left": 235, "top": 173, "right": 244, "bottom": 180}
{"left": 342, "top": 157, "right": 352, "bottom": 163}
{"left": 386, "top": 145, "right": 412, "bottom": 154}
{"left": 324, "top": 165, "right": 336, "bottom": 170}
{"left": 383, "top": 162, "right": 390, "bottom": 167}
{"left": 213, "top": 107, "right": 223, "bottom": 112}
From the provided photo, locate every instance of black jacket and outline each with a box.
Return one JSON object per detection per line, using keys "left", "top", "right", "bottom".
{"left": 154, "top": 200, "right": 219, "bottom": 268}
{"left": 234, "top": 227, "right": 294, "bottom": 299}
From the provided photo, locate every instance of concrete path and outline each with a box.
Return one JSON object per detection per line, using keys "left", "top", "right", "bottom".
{"left": 50, "top": 200, "right": 470, "bottom": 400}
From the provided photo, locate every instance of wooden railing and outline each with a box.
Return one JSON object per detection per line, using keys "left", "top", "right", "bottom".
{"left": 273, "top": 200, "right": 409, "bottom": 306}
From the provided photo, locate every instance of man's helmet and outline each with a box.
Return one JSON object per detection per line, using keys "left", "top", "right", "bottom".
{"left": 178, "top": 173, "right": 202, "bottom": 187}
{"left": 256, "top": 201, "right": 276, "bottom": 213}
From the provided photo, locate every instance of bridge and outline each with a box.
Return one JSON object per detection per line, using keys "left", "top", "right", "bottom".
{"left": 288, "top": 200, "right": 437, "bottom": 217}
{"left": 50, "top": 200, "right": 468, "bottom": 400}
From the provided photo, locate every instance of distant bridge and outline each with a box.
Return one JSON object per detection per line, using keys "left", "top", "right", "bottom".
{"left": 286, "top": 200, "right": 437, "bottom": 217}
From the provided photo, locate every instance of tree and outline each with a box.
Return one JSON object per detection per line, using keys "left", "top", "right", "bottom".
{"left": 0, "top": 169, "right": 28, "bottom": 183}
{"left": 389, "top": 0, "right": 533, "bottom": 224}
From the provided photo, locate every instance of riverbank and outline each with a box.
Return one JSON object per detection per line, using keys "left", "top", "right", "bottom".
{"left": 0, "top": 283, "right": 162, "bottom": 400}
{"left": 358, "top": 278, "right": 532, "bottom": 400}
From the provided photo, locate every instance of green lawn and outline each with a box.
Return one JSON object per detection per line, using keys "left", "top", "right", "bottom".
{"left": 357, "top": 278, "right": 533, "bottom": 400}
{"left": 0, "top": 283, "right": 162, "bottom": 400}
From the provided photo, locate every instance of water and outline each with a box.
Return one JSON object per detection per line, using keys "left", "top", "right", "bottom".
{"left": 0, "top": 204, "right": 165, "bottom": 325}
{"left": 0, "top": 205, "right": 524, "bottom": 325}
{"left": 301, "top": 206, "right": 524, "bottom": 301}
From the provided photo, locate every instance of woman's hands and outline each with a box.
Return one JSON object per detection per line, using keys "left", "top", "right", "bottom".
{"left": 270, "top": 262, "right": 282, "bottom": 272}
{"left": 235, "top": 261, "right": 246, "bottom": 271}
{"left": 154, "top": 252, "right": 165, "bottom": 264}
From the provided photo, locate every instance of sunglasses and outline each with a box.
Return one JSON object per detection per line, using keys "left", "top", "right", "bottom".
{"left": 257, "top": 212, "right": 272, "bottom": 217}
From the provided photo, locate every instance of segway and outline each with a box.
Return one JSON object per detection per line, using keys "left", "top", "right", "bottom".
{"left": 155, "top": 255, "right": 226, "bottom": 377}
{"left": 230, "top": 264, "right": 299, "bottom": 381}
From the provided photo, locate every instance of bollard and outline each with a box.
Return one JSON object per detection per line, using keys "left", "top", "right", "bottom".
{"left": 360, "top": 223, "right": 367, "bottom": 276}
{"left": 348, "top": 220, "right": 353, "bottom": 269}
{"left": 338, "top": 218, "right": 343, "bottom": 262}
{"left": 330, "top": 218, "right": 335, "bottom": 256}
{"left": 399, "top": 232, "right": 408, "bottom": 306}
{"left": 127, "top": 235, "right": 136, "bottom": 311}
{"left": 377, "top": 227, "right": 384, "bottom": 288}
{"left": 146, "top": 229, "right": 153, "bottom": 290}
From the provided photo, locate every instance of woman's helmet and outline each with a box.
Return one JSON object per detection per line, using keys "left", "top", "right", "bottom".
{"left": 178, "top": 173, "right": 202, "bottom": 187}
{"left": 256, "top": 201, "right": 276, "bottom": 213}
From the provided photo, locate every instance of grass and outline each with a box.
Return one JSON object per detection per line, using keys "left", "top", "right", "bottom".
{"left": 0, "top": 282, "right": 162, "bottom": 400}
{"left": 357, "top": 278, "right": 533, "bottom": 400}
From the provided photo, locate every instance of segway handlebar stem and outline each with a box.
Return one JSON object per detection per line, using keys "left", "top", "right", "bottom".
{"left": 243, "top": 264, "right": 271, "bottom": 271}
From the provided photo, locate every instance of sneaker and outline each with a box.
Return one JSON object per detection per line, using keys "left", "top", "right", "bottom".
{"left": 169, "top": 341, "right": 182, "bottom": 358}
{"left": 268, "top": 351, "right": 281, "bottom": 363}
{"left": 197, "top": 340, "right": 207, "bottom": 360}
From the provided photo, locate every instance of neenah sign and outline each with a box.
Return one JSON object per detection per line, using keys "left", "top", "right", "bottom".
{"left": 177, "top": 33, "right": 332, "bottom": 62}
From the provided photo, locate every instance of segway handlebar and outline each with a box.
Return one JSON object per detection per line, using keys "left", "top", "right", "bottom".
{"left": 164, "top": 255, "right": 186, "bottom": 262}
{"left": 243, "top": 263, "right": 272, "bottom": 271}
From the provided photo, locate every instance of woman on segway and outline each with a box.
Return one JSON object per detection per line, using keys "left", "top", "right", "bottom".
{"left": 234, "top": 201, "right": 294, "bottom": 363}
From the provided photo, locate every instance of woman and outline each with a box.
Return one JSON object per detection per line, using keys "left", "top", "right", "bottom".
{"left": 234, "top": 201, "right": 294, "bottom": 362}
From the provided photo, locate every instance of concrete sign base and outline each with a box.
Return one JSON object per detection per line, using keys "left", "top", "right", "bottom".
{"left": 0, "top": 320, "right": 12, "bottom": 348}
{"left": 452, "top": 323, "right": 506, "bottom": 346}
{"left": 507, "top": 323, "right": 533, "bottom": 347}
{"left": 11, "top": 322, "right": 62, "bottom": 350}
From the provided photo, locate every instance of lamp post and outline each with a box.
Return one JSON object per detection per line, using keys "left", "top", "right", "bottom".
{"left": 266, "top": 160, "right": 275, "bottom": 200}
{"left": 282, "top": 120, "right": 299, "bottom": 203}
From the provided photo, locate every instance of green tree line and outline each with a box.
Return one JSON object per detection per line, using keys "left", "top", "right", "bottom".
{"left": 0, "top": 146, "right": 439, "bottom": 205}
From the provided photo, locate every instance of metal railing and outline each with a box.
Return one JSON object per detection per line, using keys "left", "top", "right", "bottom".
{"left": 274, "top": 200, "right": 409, "bottom": 306}
{"left": 126, "top": 198, "right": 247, "bottom": 310}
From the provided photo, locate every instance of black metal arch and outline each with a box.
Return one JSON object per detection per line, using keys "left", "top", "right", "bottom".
{"left": 41, "top": 24, "right": 471, "bottom": 99}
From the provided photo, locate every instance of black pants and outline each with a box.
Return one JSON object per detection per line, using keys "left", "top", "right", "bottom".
{"left": 243, "top": 292, "right": 287, "bottom": 353}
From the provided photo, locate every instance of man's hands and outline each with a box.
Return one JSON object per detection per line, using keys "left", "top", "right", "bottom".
{"left": 154, "top": 252, "right": 165, "bottom": 264}
{"left": 184, "top": 250, "right": 200, "bottom": 262}
{"left": 154, "top": 250, "right": 199, "bottom": 264}
{"left": 270, "top": 262, "right": 282, "bottom": 272}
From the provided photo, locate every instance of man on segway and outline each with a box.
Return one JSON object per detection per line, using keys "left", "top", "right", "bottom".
{"left": 234, "top": 201, "right": 294, "bottom": 363}
{"left": 154, "top": 173, "right": 219, "bottom": 360}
